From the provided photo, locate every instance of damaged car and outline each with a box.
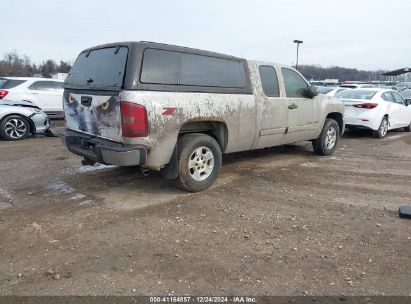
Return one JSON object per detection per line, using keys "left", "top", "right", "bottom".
{"left": 0, "top": 100, "right": 51, "bottom": 140}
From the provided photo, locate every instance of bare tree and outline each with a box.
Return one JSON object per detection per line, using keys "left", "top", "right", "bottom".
{"left": 0, "top": 51, "right": 72, "bottom": 78}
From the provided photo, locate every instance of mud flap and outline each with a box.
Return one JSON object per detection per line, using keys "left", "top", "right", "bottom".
{"left": 161, "top": 146, "right": 179, "bottom": 180}
{"left": 399, "top": 206, "right": 411, "bottom": 219}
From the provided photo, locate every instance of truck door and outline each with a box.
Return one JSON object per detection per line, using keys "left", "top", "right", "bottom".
{"left": 280, "top": 68, "right": 320, "bottom": 143}
{"left": 254, "top": 65, "right": 288, "bottom": 149}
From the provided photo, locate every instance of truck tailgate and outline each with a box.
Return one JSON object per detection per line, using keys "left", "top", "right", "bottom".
{"left": 63, "top": 91, "right": 122, "bottom": 142}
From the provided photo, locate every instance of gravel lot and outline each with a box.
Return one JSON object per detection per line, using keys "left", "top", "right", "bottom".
{"left": 0, "top": 123, "right": 410, "bottom": 296}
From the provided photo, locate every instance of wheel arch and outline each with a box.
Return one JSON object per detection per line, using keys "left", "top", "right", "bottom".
{"left": 178, "top": 120, "right": 228, "bottom": 152}
{"left": 2, "top": 113, "right": 35, "bottom": 133}
{"left": 161, "top": 120, "right": 228, "bottom": 180}
{"left": 326, "top": 112, "right": 344, "bottom": 135}
{"left": 0, "top": 113, "right": 33, "bottom": 139}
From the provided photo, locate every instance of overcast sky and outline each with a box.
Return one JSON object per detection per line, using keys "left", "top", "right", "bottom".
{"left": 2, "top": 0, "right": 410, "bottom": 71}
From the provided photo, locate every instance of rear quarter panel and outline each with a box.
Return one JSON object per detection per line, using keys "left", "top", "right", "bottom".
{"left": 120, "top": 90, "right": 256, "bottom": 170}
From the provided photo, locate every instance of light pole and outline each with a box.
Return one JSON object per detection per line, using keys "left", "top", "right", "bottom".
{"left": 293, "top": 40, "right": 303, "bottom": 70}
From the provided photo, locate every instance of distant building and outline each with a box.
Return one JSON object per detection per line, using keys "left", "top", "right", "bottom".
{"left": 381, "top": 68, "right": 411, "bottom": 82}
{"left": 51, "top": 73, "right": 67, "bottom": 80}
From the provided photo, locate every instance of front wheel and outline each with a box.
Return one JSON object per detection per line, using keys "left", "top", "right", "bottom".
{"left": 312, "top": 118, "right": 340, "bottom": 156}
{"left": 0, "top": 115, "right": 30, "bottom": 140}
{"left": 176, "top": 133, "right": 222, "bottom": 192}
{"left": 373, "top": 116, "right": 388, "bottom": 138}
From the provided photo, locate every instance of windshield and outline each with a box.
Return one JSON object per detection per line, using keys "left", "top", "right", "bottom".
{"left": 0, "top": 78, "right": 26, "bottom": 89}
{"left": 335, "top": 89, "right": 377, "bottom": 100}
{"left": 65, "top": 47, "right": 128, "bottom": 89}
{"left": 317, "top": 87, "right": 334, "bottom": 94}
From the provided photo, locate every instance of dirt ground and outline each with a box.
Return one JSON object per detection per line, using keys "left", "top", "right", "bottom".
{"left": 0, "top": 122, "right": 410, "bottom": 296}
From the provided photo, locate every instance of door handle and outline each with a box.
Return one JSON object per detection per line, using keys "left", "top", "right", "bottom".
{"left": 288, "top": 103, "right": 298, "bottom": 110}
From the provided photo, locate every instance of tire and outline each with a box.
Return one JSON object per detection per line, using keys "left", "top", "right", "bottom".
{"left": 0, "top": 115, "right": 30, "bottom": 141}
{"left": 176, "top": 133, "right": 222, "bottom": 192}
{"left": 373, "top": 116, "right": 388, "bottom": 138}
{"left": 312, "top": 118, "right": 340, "bottom": 156}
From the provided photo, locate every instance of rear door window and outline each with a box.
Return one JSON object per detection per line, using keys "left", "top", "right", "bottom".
{"left": 0, "top": 79, "right": 26, "bottom": 89}
{"left": 29, "top": 81, "right": 56, "bottom": 91}
{"left": 382, "top": 92, "right": 395, "bottom": 102}
{"left": 259, "top": 66, "right": 280, "bottom": 97}
{"left": 65, "top": 47, "right": 128, "bottom": 89}
{"left": 281, "top": 68, "right": 308, "bottom": 98}
{"left": 392, "top": 92, "right": 406, "bottom": 105}
{"left": 53, "top": 82, "right": 64, "bottom": 89}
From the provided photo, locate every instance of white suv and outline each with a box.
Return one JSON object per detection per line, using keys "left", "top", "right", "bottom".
{"left": 0, "top": 77, "right": 64, "bottom": 117}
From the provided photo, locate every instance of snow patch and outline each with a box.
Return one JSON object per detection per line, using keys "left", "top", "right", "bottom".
{"left": 62, "top": 164, "right": 115, "bottom": 175}
{"left": 0, "top": 187, "right": 13, "bottom": 201}
{"left": 46, "top": 181, "right": 91, "bottom": 204}
{"left": 300, "top": 162, "right": 316, "bottom": 167}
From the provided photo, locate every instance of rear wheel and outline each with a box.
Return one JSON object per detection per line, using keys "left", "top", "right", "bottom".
{"left": 312, "top": 118, "right": 340, "bottom": 156}
{"left": 0, "top": 115, "right": 30, "bottom": 141}
{"left": 176, "top": 133, "right": 222, "bottom": 192}
{"left": 373, "top": 116, "right": 388, "bottom": 138}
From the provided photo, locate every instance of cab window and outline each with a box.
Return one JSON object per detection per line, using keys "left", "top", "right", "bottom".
{"left": 29, "top": 81, "right": 56, "bottom": 91}
{"left": 259, "top": 66, "right": 280, "bottom": 97}
{"left": 281, "top": 68, "right": 308, "bottom": 98}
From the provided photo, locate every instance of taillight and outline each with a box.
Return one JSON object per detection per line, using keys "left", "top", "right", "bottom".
{"left": 352, "top": 103, "right": 378, "bottom": 109}
{"left": 0, "top": 90, "right": 8, "bottom": 99}
{"left": 120, "top": 101, "right": 148, "bottom": 137}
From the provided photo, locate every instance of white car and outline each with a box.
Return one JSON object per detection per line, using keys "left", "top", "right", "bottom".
{"left": 317, "top": 86, "right": 347, "bottom": 96}
{"left": 0, "top": 77, "right": 64, "bottom": 117}
{"left": 339, "top": 83, "right": 376, "bottom": 89}
{"left": 327, "top": 87, "right": 348, "bottom": 97}
{"left": 336, "top": 88, "right": 411, "bottom": 138}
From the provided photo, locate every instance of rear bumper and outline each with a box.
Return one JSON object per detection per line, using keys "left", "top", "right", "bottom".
{"left": 344, "top": 116, "right": 379, "bottom": 131}
{"left": 61, "top": 130, "right": 146, "bottom": 166}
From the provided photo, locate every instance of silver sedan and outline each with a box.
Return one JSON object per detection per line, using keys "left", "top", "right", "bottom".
{"left": 0, "top": 100, "right": 51, "bottom": 140}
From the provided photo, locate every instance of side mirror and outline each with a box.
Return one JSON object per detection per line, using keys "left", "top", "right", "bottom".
{"left": 307, "top": 85, "right": 318, "bottom": 98}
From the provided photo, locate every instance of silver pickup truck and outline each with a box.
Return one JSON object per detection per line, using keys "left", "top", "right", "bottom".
{"left": 62, "top": 41, "right": 344, "bottom": 192}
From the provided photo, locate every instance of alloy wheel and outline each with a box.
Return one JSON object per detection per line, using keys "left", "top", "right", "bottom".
{"left": 4, "top": 118, "right": 27, "bottom": 139}
{"left": 188, "top": 146, "right": 215, "bottom": 181}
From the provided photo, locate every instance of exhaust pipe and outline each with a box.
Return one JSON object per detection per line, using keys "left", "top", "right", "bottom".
{"left": 141, "top": 168, "right": 150, "bottom": 176}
